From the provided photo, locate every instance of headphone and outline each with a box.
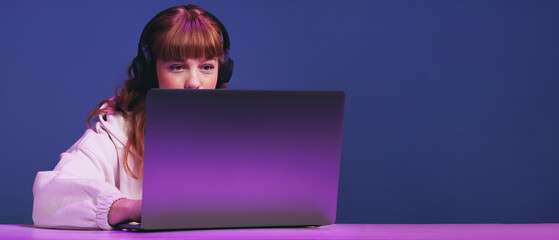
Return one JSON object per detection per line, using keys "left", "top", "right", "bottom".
{"left": 132, "top": 5, "right": 234, "bottom": 89}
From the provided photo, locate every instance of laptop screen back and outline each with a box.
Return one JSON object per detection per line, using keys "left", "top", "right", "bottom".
{"left": 142, "top": 89, "right": 345, "bottom": 230}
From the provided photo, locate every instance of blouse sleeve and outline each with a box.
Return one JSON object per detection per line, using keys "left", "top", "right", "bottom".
{"left": 32, "top": 125, "right": 127, "bottom": 230}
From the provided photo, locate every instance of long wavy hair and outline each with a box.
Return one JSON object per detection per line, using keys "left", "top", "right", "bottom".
{"left": 87, "top": 5, "right": 226, "bottom": 179}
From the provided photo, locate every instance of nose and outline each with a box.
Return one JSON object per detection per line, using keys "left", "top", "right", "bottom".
{"left": 185, "top": 69, "right": 201, "bottom": 89}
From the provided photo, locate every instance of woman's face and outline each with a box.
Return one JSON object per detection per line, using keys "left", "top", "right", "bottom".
{"left": 156, "top": 58, "right": 219, "bottom": 89}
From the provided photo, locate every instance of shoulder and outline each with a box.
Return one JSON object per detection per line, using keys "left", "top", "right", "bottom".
{"left": 91, "top": 112, "right": 129, "bottom": 149}
{"left": 92, "top": 97, "right": 130, "bottom": 147}
{"left": 55, "top": 109, "right": 130, "bottom": 173}
{"left": 64, "top": 104, "right": 129, "bottom": 158}
{"left": 64, "top": 111, "right": 129, "bottom": 159}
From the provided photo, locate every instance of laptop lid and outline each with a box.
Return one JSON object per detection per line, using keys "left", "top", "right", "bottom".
{"left": 140, "top": 89, "right": 345, "bottom": 230}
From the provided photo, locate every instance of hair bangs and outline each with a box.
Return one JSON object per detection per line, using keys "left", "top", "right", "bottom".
{"left": 152, "top": 13, "right": 223, "bottom": 62}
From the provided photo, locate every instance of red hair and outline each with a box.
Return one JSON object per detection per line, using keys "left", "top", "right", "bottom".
{"left": 87, "top": 5, "right": 225, "bottom": 179}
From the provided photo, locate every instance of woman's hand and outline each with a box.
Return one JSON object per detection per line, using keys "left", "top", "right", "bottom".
{"left": 108, "top": 198, "right": 142, "bottom": 226}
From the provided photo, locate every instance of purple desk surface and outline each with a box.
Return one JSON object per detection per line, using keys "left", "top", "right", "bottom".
{"left": 1, "top": 224, "right": 559, "bottom": 240}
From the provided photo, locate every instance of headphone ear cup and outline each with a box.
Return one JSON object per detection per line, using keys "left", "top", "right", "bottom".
{"left": 217, "top": 57, "right": 234, "bottom": 87}
{"left": 133, "top": 46, "right": 158, "bottom": 89}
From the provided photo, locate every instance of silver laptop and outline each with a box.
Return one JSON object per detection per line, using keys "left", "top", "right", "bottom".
{"left": 121, "top": 89, "right": 345, "bottom": 230}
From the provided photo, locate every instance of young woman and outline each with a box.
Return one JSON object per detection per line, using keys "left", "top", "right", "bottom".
{"left": 32, "top": 4, "right": 234, "bottom": 230}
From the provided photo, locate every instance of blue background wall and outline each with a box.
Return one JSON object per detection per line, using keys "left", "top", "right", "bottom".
{"left": 1, "top": 0, "right": 558, "bottom": 224}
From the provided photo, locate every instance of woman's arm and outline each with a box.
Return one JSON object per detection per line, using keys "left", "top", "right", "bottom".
{"left": 33, "top": 123, "right": 137, "bottom": 230}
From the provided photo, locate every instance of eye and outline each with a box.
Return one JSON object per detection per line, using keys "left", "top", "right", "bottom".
{"left": 201, "top": 65, "right": 215, "bottom": 72}
{"left": 169, "top": 65, "right": 184, "bottom": 71}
